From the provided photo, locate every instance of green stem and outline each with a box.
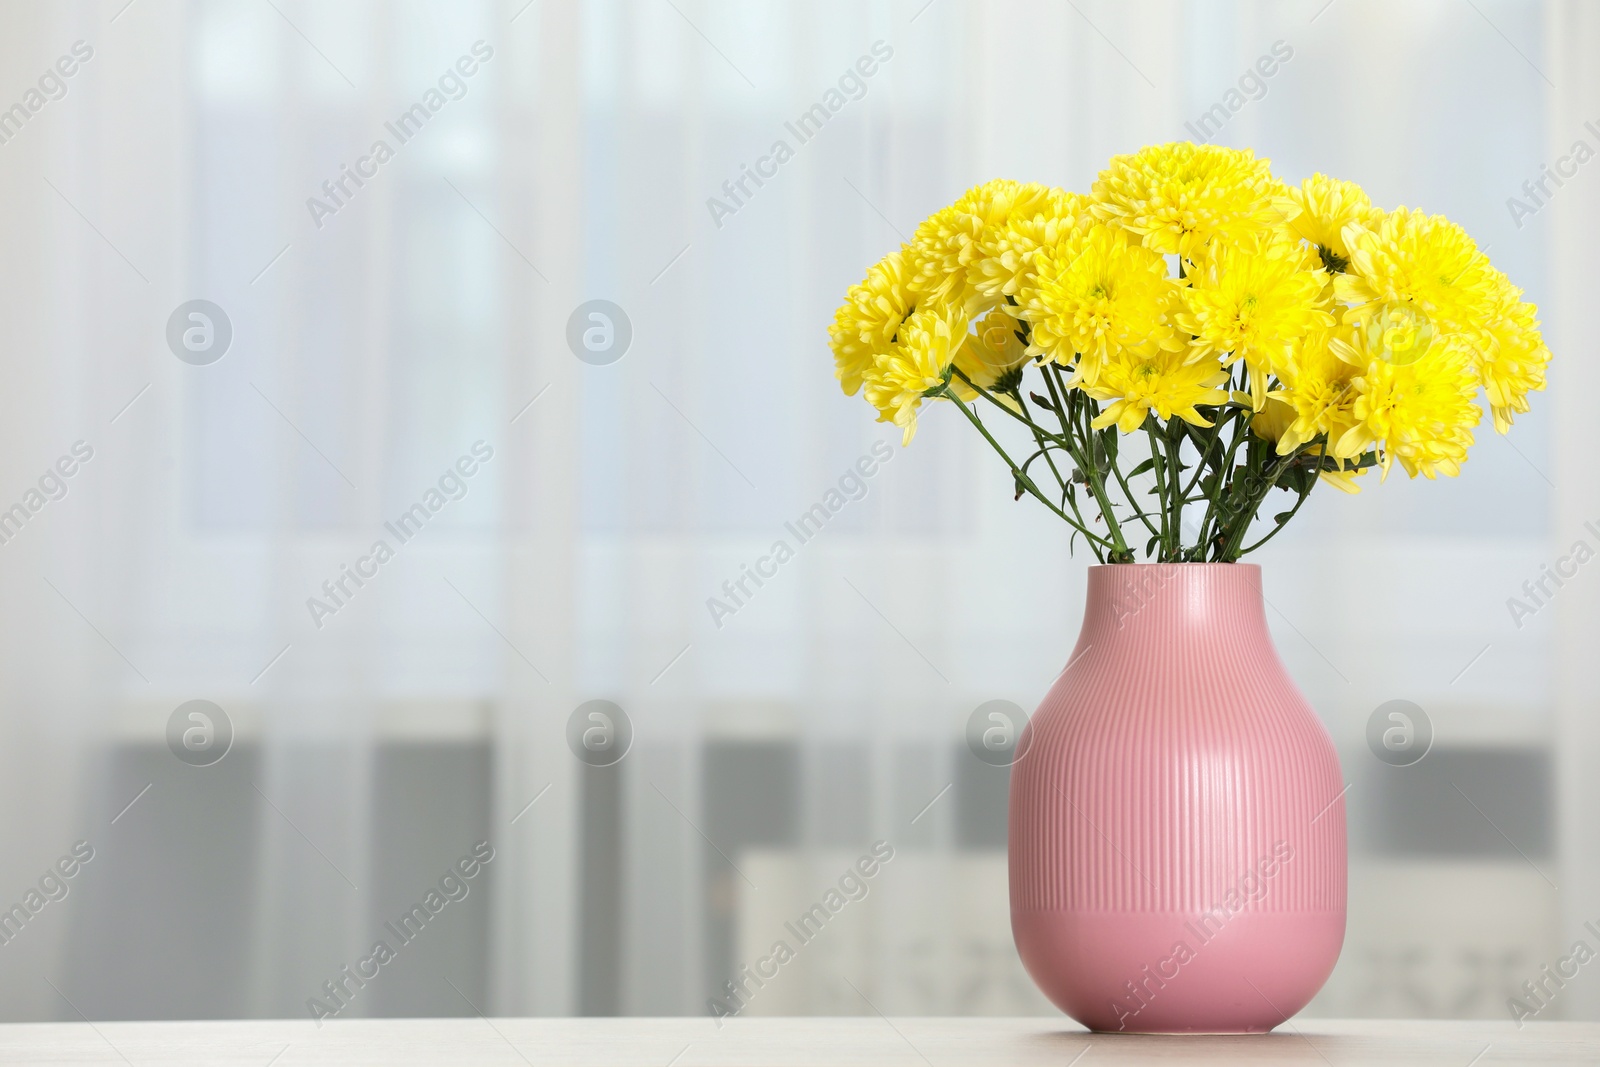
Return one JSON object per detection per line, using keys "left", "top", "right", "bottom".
{"left": 1164, "top": 421, "right": 1185, "bottom": 558}
{"left": 1181, "top": 408, "right": 1241, "bottom": 558}
{"left": 1068, "top": 383, "right": 1132, "bottom": 560}
{"left": 1039, "top": 364, "right": 1133, "bottom": 560}
{"left": 951, "top": 366, "right": 1100, "bottom": 535}
{"left": 1238, "top": 477, "right": 1316, "bottom": 555}
{"left": 1041, "top": 362, "right": 1077, "bottom": 442}
{"left": 1144, "top": 419, "right": 1169, "bottom": 560}
{"left": 1018, "top": 442, "right": 1099, "bottom": 538}
{"left": 1198, "top": 400, "right": 1254, "bottom": 560}
{"left": 1101, "top": 430, "right": 1161, "bottom": 541}
{"left": 952, "top": 367, "right": 1066, "bottom": 443}
{"left": 1215, "top": 441, "right": 1319, "bottom": 562}
{"left": 946, "top": 390, "right": 1115, "bottom": 555}
{"left": 941, "top": 332, "right": 1324, "bottom": 563}
{"left": 1007, "top": 382, "right": 1073, "bottom": 511}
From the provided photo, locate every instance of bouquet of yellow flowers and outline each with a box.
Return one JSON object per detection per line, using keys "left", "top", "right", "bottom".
{"left": 828, "top": 142, "right": 1550, "bottom": 563}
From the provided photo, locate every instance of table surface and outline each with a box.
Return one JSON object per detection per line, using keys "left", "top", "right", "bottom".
{"left": 0, "top": 1017, "right": 1595, "bottom": 1066}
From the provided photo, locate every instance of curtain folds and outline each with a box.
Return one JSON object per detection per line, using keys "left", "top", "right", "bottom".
{"left": 0, "top": 0, "right": 1577, "bottom": 1024}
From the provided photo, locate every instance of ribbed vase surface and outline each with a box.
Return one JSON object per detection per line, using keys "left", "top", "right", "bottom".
{"left": 1009, "top": 563, "right": 1346, "bottom": 1033}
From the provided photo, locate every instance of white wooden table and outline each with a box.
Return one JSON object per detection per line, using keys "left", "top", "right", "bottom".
{"left": 0, "top": 1016, "right": 1594, "bottom": 1065}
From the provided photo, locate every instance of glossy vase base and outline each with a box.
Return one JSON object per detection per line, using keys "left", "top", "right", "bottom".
{"left": 1014, "top": 909, "right": 1345, "bottom": 1033}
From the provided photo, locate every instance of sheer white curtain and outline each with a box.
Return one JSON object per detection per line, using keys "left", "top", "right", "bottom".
{"left": 0, "top": 0, "right": 581, "bottom": 1019}
{"left": 0, "top": 0, "right": 1583, "bottom": 1025}
{"left": 587, "top": 0, "right": 1191, "bottom": 1017}
{"left": 1549, "top": 0, "right": 1600, "bottom": 1024}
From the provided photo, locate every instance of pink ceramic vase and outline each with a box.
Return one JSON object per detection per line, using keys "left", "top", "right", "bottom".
{"left": 1009, "top": 563, "right": 1346, "bottom": 1033}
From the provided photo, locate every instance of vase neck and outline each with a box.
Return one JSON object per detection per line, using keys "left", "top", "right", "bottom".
{"left": 1078, "top": 563, "right": 1269, "bottom": 649}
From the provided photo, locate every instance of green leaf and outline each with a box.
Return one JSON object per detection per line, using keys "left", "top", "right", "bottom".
{"left": 1282, "top": 466, "right": 1313, "bottom": 494}
{"left": 1029, "top": 391, "right": 1057, "bottom": 411}
{"left": 1127, "top": 457, "right": 1156, "bottom": 478}
{"left": 1274, "top": 511, "right": 1294, "bottom": 525}
{"left": 1182, "top": 422, "right": 1215, "bottom": 453}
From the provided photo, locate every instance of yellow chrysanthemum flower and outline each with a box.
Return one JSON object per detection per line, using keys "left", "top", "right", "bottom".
{"left": 1334, "top": 207, "right": 1499, "bottom": 340}
{"left": 1268, "top": 326, "right": 1362, "bottom": 455}
{"left": 1084, "top": 349, "right": 1230, "bottom": 433}
{"left": 971, "top": 187, "right": 1087, "bottom": 302}
{"left": 826, "top": 146, "right": 1548, "bottom": 555}
{"left": 907, "top": 180, "right": 1057, "bottom": 308}
{"left": 1287, "top": 174, "right": 1381, "bottom": 268}
{"left": 828, "top": 247, "right": 917, "bottom": 396}
{"left": 907, "top": 202, "right": 980, "bottom": 304}
{"left": 1332, "top": 333, "right": 1482, "bottom": 480}
{"left": 1477, "top": 279, "right": 1550, "bottom": 434}
{"left": 951, "top": 308, "right": 1030, "bottom": 400}
{"left": 861, "top": 302, "right": 969, "bottom": 444}
{"left": 1178, "top": 234, "right": 1334, "bottom": 406}
{"left": 1250, "top": 396, "right": 1295, "bottom": 445}
{"left": 1315, "top": 466, "right": 1369, "bottom": 494}
{"left": 1353, "top": 301, "right": 1437, "bottom": 367}
{"left": 1019, "top": 222, "right": 1184, "bottom": 386}
{"left": 1090, "top": 142, "right": 1298, "bottom": 261}
{"left": 1254, "top": 336, "right": 1370, "bottom": 493}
